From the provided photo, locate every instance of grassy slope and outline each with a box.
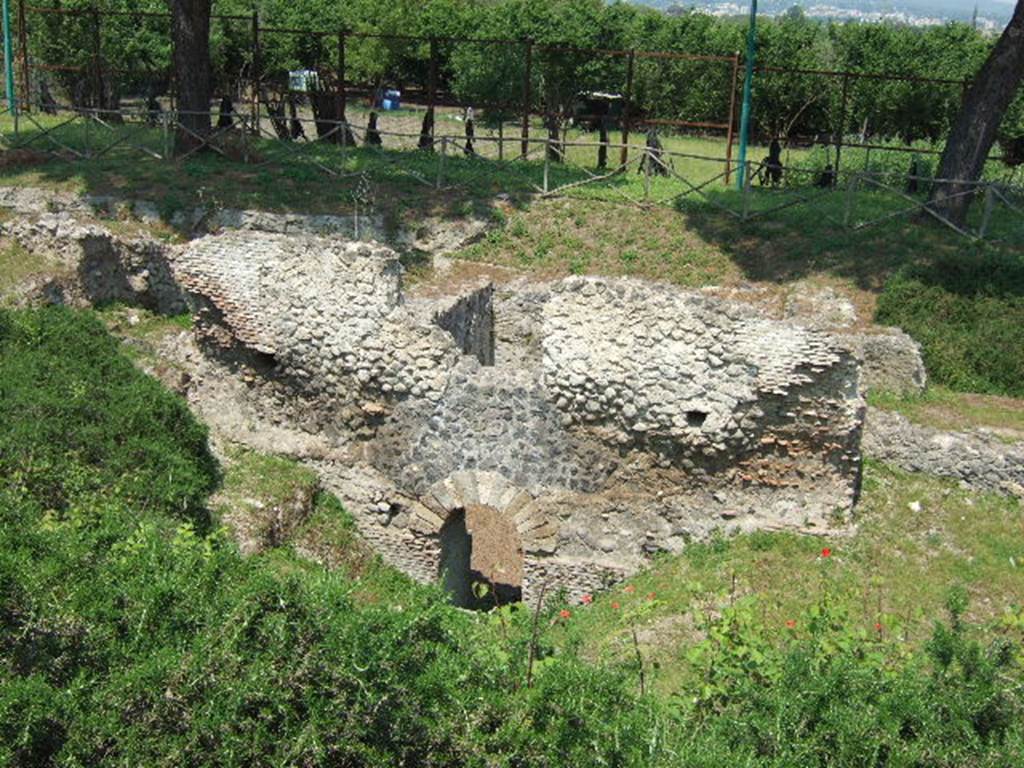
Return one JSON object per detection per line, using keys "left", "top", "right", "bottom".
{"left": 552, "top": 461, "right": 1022, "bottom": 697}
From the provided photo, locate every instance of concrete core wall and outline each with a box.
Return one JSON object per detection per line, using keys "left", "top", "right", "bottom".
{"left": 171, "top": 232, "right": 866, "bottom": 604}
{"left": 433, "top": 285, "right": 495, "bottom": 366}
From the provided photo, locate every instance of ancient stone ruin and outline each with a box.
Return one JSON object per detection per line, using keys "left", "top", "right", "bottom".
{"left": 171, "top": 232, "right": 865, "bottom": 605}
{"left": 9, "top": 187, "right": 1019, "bottom": 607}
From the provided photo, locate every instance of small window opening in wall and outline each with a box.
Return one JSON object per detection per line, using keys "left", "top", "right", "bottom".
{"left": 253, "top": 350, "right": 278, "bottom": 373}
{"left": 439, "top": 505, "right": 523, "bottom": 610}
{"left": 686, "top": 410, "right": 708, "bottom": 428}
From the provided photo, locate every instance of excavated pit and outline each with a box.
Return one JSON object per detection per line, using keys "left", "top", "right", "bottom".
{"left": 167, "top": 231, "right": 866, "bottom": 605}
{"left": 11, "top": 187, "right": 1019, "bottom": 601}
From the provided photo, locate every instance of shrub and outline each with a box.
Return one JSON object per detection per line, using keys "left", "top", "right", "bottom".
{"left": 678, "top": 593, "right": 1024, "bottom": 765}
{"left": 0, "top": 307, "right": 218, "bottom": 525}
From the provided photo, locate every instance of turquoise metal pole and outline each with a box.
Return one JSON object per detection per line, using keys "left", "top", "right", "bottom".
{"left": 2, "top": 0, "right": 15, "bottom": 115}
{"left": 736, "top": 0, "right": 757, "bottom": 190}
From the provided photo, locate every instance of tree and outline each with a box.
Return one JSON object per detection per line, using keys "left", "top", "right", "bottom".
{"left": 930, "top": 1, "right": 1024, "bottom": 225}
{"left": 170, "top": 0, "right": 212, "bottom": 151}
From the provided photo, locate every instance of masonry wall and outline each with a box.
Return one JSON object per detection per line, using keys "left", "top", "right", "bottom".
{"left": 170, "top": 233, "right": 867, "bottom": 603}
{"left": 433, "top": 285, "right": 495, "bottom": 366}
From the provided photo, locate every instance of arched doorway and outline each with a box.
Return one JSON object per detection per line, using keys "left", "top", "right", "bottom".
{"left": 438, "top": 510, "right": 474, "bottom": 608}
{"left": 438, "top": 504, "right": 523, "bottom": 609}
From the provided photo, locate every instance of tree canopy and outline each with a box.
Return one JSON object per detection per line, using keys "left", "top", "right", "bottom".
{"left": 19, "top": 0, "right": 1023, "bottom": 144}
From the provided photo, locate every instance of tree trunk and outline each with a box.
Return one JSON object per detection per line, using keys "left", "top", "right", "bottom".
{"left": 309, "top": 84, "right": 356, "bottom": 146}
{"left": 170, "top": 0, "right": 212, "bottom": 153}
{"left": 930, "top": 0, "right": 1024, "bottom": 225}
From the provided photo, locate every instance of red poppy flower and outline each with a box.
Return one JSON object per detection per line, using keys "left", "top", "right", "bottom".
{"left": 559, "top": 609, "right": 571, "bottom": 619}
{"left": 785, "top": 619, "right": 796, "bottom": 629}
{"left": 821, "top": 547, "right": 832, "bottom": 558}
{"left": 624, "top": 585, "right": 636, "bottom": 593}
{"left": 874, "top": 622, "right": 883, "bottom": 632}
{"left": 611, "top": 602, "right": 620, "bottom": 610}
{"left": 580, "top": 594, "right": 593, "bottom": 605}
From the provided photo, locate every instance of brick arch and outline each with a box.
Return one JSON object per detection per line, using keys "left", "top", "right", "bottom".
{"left": 411, "top": 470, "right": 559, "bottom": 604}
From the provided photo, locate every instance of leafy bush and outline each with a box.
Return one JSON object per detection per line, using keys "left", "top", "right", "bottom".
{"left": 679, "top": 589, "right": 1023, "bottom": 765}
{"left": 876, "top": 250, "right": 1024, "bottom": 396}
{"left": 0, "top": 307, "right": 218, "bottom": 524}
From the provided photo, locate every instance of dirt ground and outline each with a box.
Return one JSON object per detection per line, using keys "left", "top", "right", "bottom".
{"left": 464, "top": 503, "right": 524, "bottom": 603}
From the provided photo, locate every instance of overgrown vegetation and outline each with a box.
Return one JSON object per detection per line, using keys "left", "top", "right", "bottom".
{"left": 2, "top": 306, "right": 1023, "bottom": 765}
{"left": 876, "top": 249, "right": 1024, "bottom": 397}
{"left": 0, "top": 307, "right": 217, "bottom": 526}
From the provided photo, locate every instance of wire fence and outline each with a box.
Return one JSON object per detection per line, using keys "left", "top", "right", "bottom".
{"left": 7, "top": 2, "right": 1014, "bottom": 188}
{"left": 3, "top": 4, "right": 1023, "bottom": 245}
{"left": 2, "top": 102, "right": 1022, "bottom": 245}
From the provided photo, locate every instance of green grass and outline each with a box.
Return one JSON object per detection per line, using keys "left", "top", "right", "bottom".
{"left": 457, "top": 189, "right": 1019, "bottom": 305}
{"left": 870, "top": 386, "right": 1024, "bottom": 439}
{"left": 97, "top": 302, "right": 192, "bottom": 339}
{"left": 3, "top": 111, "right": 1022, "bottom": 246}
{"left": 212, "top": 445, "right": 320, "bottom": 520}
{"left": 876, "top": 250, "right": 1024, "bottom": 397}
{"left": 558, "top": 460, "right": 1024, "bottom": 697}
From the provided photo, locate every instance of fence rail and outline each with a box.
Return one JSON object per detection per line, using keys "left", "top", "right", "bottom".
{"left": 6, "top": 1, "right": 1000, "bottom": 190}
{"left": 2, "top": 102, "right": 1021, "bottom": 246}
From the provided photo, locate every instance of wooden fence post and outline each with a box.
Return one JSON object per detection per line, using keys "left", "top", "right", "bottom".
{"left": 241, "top": 113, "right": 250, "bottom": 163}
{"left": 834, "top": 72, "right": 850, "bottom": 183}
{"left": 437, "top": 135, "right": 447, "bottom": 189}
{"left": 543, "top": 136, "right": 550, "bottom": 193}
{"left": 741, "top": 160, "right": 753, "bottom": 220}
{"left": 161, "top": 110, "right": 171, "bottom": 159}
{"left": 251, "top": 10, "right": 260, "bottom": 136}
{"left": 643, "top": 146, "right": 652, "bottom": 202}
{"left": 337, "top": 29, "right": 347, "bottom": 145}
{"left": 978, "top": 185, "right": 995, "bottom": 239}
{"left": 620, "top": 49, "right": 635, "bottom": 167}
{"left": 83, "top": 106, "right": 92, "bottom": 156}
{"left": 844, "top": 172, "right": 859, "bottom": 228}
{"left": 724, "top": 52, "right": 740, "bottom": 186}
{"left": 17, "top": 0, "right": 29, "bottom": 114}
{"left": 521, "top": 38, "right": 532, "bottom": 159}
